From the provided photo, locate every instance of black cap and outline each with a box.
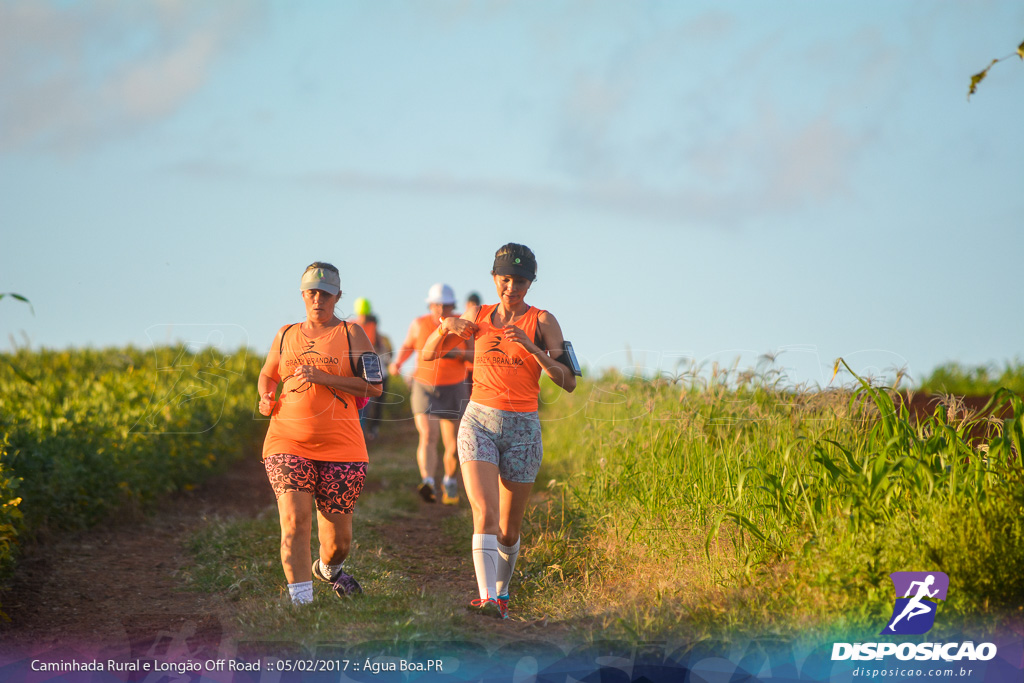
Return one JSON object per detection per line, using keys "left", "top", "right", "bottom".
{"left": 492, "top": 253, "right": 536, "bottom": 281}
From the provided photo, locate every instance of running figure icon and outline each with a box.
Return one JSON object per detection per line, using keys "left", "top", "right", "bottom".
{"left": 887, "top": 574, "right": 940, "bottom": 631}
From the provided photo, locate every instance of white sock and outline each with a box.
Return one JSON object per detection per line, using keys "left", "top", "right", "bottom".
{"left": 443, "top": 475, "right": 456, "bottom": 487}
{"left": 471, "top": 534, "right": 499, "bottom": 601}
{"left": 496, "top": 537, "right": 520, "bottom": 598}
{"left": 287, "top": 581, "right": 314, "bottom": 605}
{"left": 320, "top": 559, "right": 343, "bottom": 581}
{"left": 423, "top": 476, "right": 435, "bottom": 487}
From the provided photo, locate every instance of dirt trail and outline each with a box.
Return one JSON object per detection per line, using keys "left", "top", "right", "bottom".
{"left": 0, "top": 444, "right": 274, "bottom": 660}
{"left": 0, "top": 423, "right": 561, "bottom": 662}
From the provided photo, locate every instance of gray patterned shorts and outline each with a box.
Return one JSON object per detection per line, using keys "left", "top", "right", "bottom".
{"left": 457, "top": 401, "right": 543, "bottom": 483}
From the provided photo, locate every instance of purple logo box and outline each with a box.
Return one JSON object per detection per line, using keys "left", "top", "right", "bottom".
{"left": 881, "top": 571, "right": 949, "bottom": 635}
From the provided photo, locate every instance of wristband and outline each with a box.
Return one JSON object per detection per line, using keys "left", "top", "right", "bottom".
{"left": 438, "top": 317, "right": 448, "bottom": 337}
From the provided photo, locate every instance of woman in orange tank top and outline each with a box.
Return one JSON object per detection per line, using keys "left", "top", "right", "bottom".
{"left": 257, "top": 262, "right": 383, "bottom": 605}
{"left": 422, "top": 243, "right": 577, "bottom": 619}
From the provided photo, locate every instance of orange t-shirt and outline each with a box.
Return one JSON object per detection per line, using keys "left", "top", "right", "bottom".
{"left": 470, "top": 304, "right": 544, "bottom": 412}
{"left": 406, "top": 313, "right": 468, "bottom": 387}
{"left": 262, "top": 322, "right": 368, "bottom": 463}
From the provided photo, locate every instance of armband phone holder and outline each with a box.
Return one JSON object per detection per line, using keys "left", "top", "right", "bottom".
{"left": 562, "top": 341, "right": 582, "bottom": 377}
{"left": 359, "top": 352, "right": 384, "bottom": 384}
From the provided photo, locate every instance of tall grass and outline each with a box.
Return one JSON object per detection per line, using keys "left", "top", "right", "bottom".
{"left": 526, "top": 359, "right": 1023, "bottom": 639}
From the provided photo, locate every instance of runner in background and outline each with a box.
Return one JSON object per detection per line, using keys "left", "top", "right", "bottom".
{"left": 351, "top": 297, "right": 393, "bottom": 442}
{"left": 257, "top": 263, "right": 383, "bottom": 605}
{"left": 388, "top": 283, "right": 470, "bottom": 505}
{"left": 421, "top": 244, "right": 578, "bottom": 619}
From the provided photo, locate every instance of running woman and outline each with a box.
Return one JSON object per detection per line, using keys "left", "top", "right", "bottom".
{"left": 389, "top": 283, "right": 471, "bottom": 505}
{"left": 421, "top": 244, "right": 577, "bottom": 618}
{"left": 258, "top": 263, "right": 383, "bottom": 605}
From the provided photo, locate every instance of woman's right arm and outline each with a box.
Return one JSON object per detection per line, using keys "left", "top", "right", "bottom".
{"left": 421, "top": 312, "right": 478, "bottom": 362}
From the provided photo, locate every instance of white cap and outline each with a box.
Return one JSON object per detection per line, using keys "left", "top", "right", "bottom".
{"left": 301, "top": 266, "right": 340, "bottom": 295}
{"left": 425, "top": 283, "right": 456, "bottom": 305}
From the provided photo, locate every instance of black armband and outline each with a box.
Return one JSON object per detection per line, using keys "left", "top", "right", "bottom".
{"left": 557, "top": 341, "right": 582, "bottom": 377}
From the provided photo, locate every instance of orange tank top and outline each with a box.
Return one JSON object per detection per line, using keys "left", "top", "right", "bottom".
{"left": 470, "top": 304, "right": 544, "bottom": 412}
{"left": 262, "top": 322, "right": 368, "bottom": 462}
{"left": 410, "top": 314, "right": 468, "bottom": 387}
{"left": 362, "top": 319, "right": 378, "bottom": 347}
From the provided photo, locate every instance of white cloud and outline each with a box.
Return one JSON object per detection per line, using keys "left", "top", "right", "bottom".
{"left": 0, "top": 0, "right": 263, "bottom": 152}
{"left": 113, "top": 29, "right": 220, "bottom": 119}
{"left": 535, "top": 10, "right": 891, "bottom": 227}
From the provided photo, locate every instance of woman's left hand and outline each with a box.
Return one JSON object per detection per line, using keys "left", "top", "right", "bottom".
{"left": 293, "top": 364, "right": 330, "bottom": 385}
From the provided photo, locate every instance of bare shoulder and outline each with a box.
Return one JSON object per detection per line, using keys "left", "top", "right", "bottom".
{"left": 535, "top": 309, "right": 565, "bottom": 347}
{"left": 536, "top": 309, "right": 561, "bottom": 327}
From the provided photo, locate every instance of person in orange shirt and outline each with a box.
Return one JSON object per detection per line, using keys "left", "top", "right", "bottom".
{"left": 351, "top": 297, "right": 393, "bottom": 442}
{"left": 388, "top": 283, "right": 470, "bottom": 505}
{"left": 422, "top": 244, "right": 578, "bottom": 619}
{"left": 258, "top": 262, "right": 383, "bottom": 605}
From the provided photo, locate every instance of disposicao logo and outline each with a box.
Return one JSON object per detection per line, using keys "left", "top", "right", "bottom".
{"left": 831, "top": 571, "right": 998, "bottom": 662}
{"left": 881, "top": 571, "right": 948, "bottom": 635}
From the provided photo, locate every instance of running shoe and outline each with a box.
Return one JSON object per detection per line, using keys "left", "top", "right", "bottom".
{"left": 417, "top": 481, "right": 436, "bottom": 503}
{"left": 469, "top": 597, "right": 506, "bottom": 619}
{"left": 312, "top": 560, "right": 362, "bottom": 597}
{"left": 441, "top": 478, "right": 459, "bottom": 505}
{"left": 496, "top": 593, "right": 509, "bottom": 619}
{"left": 330, "top": 570, "right": 363, "bottom": 597}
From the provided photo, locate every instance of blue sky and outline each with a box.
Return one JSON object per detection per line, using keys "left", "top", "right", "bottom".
{"left": 1, "top": 1, "right": 1022, "bottom": 388}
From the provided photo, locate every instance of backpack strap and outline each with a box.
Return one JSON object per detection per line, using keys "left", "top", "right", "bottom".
{"left": 344, "top": 321, "right": 358, "bottom": 375}
{"left": 279, "top": 323, "right": 297, "bottom": 355}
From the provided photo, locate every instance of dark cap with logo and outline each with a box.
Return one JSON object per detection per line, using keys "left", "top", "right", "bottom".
{"left": 492, "top": 252, "right": 537, "bottom": 281}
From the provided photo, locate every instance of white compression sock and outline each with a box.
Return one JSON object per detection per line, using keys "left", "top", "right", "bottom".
{"left": 471, "top": 534, "right": 499, "bottom": 601}
{"left": 287, "top": 581, "right": 314, "bottom": 605}
{"left": 496, "top": 537, "right": 520, "bottom": 598}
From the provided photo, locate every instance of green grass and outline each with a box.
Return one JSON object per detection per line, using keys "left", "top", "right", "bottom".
{"left": 184, "top": 511, "right": 464, "bottom": 648}
{"left": 529, "top": 362, "right": 1023, "bottom": 642}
